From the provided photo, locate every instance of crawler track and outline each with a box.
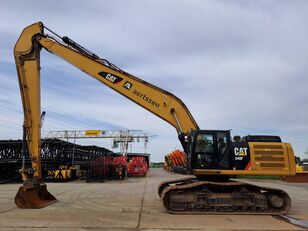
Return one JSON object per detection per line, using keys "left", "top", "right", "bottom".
{"left": 158, "top": 178, "right": 291, "bottom": 215}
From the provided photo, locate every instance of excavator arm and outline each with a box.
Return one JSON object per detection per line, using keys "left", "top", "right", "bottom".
{"left": 14, "top": 22, "right": 199, "bottom": 208}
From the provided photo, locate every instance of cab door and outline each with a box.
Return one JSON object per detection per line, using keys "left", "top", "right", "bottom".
{"left": 192, "top": 131, "right": 231, "bottom": 170}
{"left": 216, "top": 131, "right": 231, "bottom": 169}
{"left": 193, "top": 132, "right": 217, "bottom": 169}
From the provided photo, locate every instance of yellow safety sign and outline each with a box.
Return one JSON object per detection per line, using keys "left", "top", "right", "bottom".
{"left": 84, "top": 130, "right": 104, "bottom": 137}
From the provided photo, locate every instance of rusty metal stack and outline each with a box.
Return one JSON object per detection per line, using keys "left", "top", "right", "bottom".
{"left": 164, "top": 149, "right": 186, "bottom": 173}
{"left": 86, "top": 155, "right": 114, "bottom": 182}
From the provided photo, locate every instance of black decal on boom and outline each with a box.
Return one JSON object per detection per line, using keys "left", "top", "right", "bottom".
{"left": 98, "top": 71, "right": 123, "bottom": 84}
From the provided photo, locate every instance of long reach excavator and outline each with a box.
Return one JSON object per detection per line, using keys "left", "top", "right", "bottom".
{"left": 14, "top": 22, "right": 296, "bottom": 214}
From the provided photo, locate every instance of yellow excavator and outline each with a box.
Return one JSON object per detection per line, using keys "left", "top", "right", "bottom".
{"left": 14, "top": 22, "right": 296, "bottom": 213}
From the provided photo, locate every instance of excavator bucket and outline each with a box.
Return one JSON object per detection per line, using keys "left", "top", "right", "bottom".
{"left": 15, "top": 184, "right": 57, "bottom": 209}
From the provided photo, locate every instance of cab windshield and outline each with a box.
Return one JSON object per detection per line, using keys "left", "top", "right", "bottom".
{"left": 195, "top": 134, "right": 213, "bottom": 153}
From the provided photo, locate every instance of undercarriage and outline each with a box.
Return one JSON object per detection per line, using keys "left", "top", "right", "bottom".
{"left": 158, "top": 178, "right": 291, "bottom": 214}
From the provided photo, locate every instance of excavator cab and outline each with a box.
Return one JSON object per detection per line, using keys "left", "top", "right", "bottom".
{"left": 185, "top": 130, "right": 292, "bottom": 177}
{"left": 185, "top": 130, "right": 232, "bottom": 172}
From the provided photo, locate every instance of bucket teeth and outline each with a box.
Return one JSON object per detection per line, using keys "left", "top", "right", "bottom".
{"left": 15, "top": 184, "right": 57, "bottom": 209}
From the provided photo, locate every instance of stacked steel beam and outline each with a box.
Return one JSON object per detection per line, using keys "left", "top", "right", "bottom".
{"left": 0, "top": 139, "right": 149, "bottom": 182}
{"left": 0, "top": 139, "right": 113, "bottom": 182}
{"left": 163, "top": 149, "right": 187, "bottom": 174}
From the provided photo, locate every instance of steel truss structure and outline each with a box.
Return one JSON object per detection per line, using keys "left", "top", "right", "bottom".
{"left": 0, "top": 139, "right": 114, "bottom": 182}
{"left": 45, "top": 129, "right": 155, "bottom": 155}
{"left": 0, "top": 139, "right": 113, "bottom": 163}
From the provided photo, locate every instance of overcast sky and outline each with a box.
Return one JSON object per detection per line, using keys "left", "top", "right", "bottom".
{"left": 0, "top": 0, "right": 308, "bottom": 161}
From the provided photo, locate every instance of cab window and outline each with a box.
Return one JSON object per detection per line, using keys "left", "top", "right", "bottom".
{"left": 195, "top": 134, "right": 214, "bottom": 153}
{"left": 217, "top": 132, "right": 228, "bottom": 156}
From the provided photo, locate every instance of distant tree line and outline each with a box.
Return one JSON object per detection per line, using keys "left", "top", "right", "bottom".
{"left": 150, "top": 162, "right": 164, "bottom": 168}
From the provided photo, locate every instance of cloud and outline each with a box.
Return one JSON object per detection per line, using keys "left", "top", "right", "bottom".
{"left": 0, "top": 1, "right": 308, "bottom": 161}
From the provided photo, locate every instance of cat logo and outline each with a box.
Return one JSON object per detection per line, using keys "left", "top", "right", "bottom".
{"left": 234, "top": 147, "right": 248, "bottom": 156}
{"left": 123, "top": 81, "right": 133, "bottom": 90}
{"left": 234, "top": 147, "right": 248, "bottom": 160}
{"left": 98, "top": 71, "right": 123, "bottom": 84}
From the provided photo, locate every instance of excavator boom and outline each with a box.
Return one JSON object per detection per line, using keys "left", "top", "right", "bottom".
{"left": 14, "top": 22, "right": 198, "bottom": 208}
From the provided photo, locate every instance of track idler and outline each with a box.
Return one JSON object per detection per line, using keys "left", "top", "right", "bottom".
{"left": 15, "top": 182, "right": 57, "bottom": 209}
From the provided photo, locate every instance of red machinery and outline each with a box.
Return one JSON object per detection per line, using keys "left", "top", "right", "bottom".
{"left": 127, "top": 157, "right": 148, "bottom": 177}
{"left": 88, "top": 155, "right": 147, "bottom": 180}
{"left": 86, "top": 156, "right": 114, "bottom": 182}
{"left": 113, "top": 156, "right": 127, "bottom": 179}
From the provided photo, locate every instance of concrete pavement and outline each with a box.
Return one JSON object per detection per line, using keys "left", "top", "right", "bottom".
{"left": 0, "top": 168, "right": 307, "bottom": 230}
